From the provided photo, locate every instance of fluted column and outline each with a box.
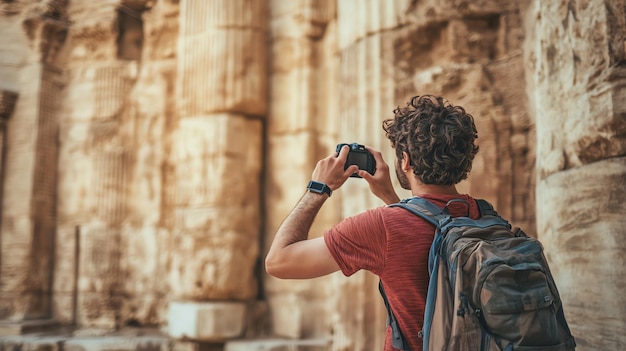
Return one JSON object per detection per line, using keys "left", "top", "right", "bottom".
{"left": 0, "top": 1, "right": 67, "bottom": 335}
{"left": 264, "top": 0, "right": 337, "bottom": 340}
{"left": 54, "top": 0, "right": 142, "bottom": 329}
{"left": 333, "top": 1, "right": 409, "bottom": 350}
{"left": 527, "top": 0, "right": 626, "bottom": 349}
{"left": 167, "top": 0, "right": 267, "bottom": 342}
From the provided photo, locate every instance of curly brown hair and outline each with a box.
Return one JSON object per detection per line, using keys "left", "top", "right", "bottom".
{"left": 383, "top": 95, "right": 479, "bottom": 185}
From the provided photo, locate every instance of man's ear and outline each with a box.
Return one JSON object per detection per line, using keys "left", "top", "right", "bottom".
{"left": 401, "top": 151, "right": 412, "bottom": 171}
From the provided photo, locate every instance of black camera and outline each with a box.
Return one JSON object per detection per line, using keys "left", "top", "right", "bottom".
{"left": 336, "top": 143, "right": 376, "bottom": 178}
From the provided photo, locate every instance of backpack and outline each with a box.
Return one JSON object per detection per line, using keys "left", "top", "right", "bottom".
{"left": 379, "top": 196, "right": 577, "bottom": 351}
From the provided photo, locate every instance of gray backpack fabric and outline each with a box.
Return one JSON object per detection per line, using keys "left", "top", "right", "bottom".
{"left": 381, "top": 197, "right": 576, "bottom": 351}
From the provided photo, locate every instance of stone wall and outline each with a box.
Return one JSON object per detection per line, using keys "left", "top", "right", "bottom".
{"left": 524, "top": 0, "right": 626, "bottom": 348}
{"left": 0, "top": 0, "right": 624, "bottom": 350}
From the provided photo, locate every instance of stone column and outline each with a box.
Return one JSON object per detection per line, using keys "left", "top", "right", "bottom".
{"left": 54, "top": 1, "right": 141, "bottom": 329}
{"left": 119, "top": 0, "right": 178, "bottom": 328}
{"left": 264, "top": 0, "right": 338, "bottom": 341}
{"left": 526, "top": 0, "right": 626, "bottom": 349}
{"left": 167, "top": 0, "right": 266, "bottom": 342}
{"left": 0, "top": 2, "right": 67, "bottom": 334}
{"left": 332, "top": 1, "right": 408, "bottom": 350}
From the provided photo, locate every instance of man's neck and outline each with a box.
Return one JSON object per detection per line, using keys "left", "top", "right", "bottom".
{"left": 410, "top": 181, "right": 459, "bottom": 197}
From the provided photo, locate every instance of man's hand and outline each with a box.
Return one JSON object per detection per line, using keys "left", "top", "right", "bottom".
{"left": 312, "top": 145, "right": 359, "bottom": 190}
{"left": 357, "top": 146, "right": 400, "bottom": 205}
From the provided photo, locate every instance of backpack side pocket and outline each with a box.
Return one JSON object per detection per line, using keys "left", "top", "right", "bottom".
{"left": 478, "top": 261, "right": 562, "bottom": 347}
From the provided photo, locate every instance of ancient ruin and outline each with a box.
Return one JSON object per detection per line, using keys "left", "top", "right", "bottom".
{"left": 0, "top": 0, "right": 624, "bottom": 350}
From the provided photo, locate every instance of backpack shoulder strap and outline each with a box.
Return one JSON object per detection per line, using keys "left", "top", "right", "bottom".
{"left": 379, "top": 281, "right": 412, "bottom": 351}
{"left": 389, "top": 196, "right": 446, "bottom": 226}
{"left": 381, "top": 197, "right": 447, "bottom": 351}
{"left": 476, "top": 199, "right": 498, "bottom": 217}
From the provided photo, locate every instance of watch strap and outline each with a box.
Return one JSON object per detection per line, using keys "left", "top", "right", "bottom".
{"left": 306, "top": 180, "right": 332, "bottom": 197}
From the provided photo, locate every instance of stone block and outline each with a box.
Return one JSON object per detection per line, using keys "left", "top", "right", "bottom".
{"left": 167, "top": 301, "right": 246, "bottom": 342}
{"left": 167, "top": 217, "right": 259, "bottom": 300}
{"left": 0, "top": 319, "right": 59, "bottom": 337}
{"left": 64, "top": 335, "right": 167, "bottom": 351}
{"left": 536, "top": 157, "right": 626, "bottom": 348}
{"left": 163, "top": 340, "right": 224, "bottom": 351}
{"left": 177, "top": 7, "right": 266, "bottom": 117}
{"left": 266, "top": 294, "right": 302, "bottom": 339}
{"left": 170, "top": 114, "right": 262, "bottom": 207}
{"left": 18, "top": 337, "right": 64, "bottom": 351}
{"left": 224, "top": 338, "right": 330, "bottom": 351}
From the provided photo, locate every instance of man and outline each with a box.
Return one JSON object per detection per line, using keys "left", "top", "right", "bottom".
{"left": 265, "top": 95, "right": 481, "bottom": 351}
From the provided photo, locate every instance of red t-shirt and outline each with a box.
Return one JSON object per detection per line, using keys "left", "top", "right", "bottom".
{"left": 324, "top": 194, "right": 481, "bottom": 351}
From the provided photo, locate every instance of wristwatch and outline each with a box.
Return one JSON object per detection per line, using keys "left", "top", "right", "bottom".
{"left": 307, "top": 180, "right": 332, "bottom": 197}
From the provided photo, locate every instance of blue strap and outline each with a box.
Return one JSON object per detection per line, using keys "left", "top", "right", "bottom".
{"left": 388, "top": 197, "right": 449, "bottom": 351}
{"left": 476, "top": 199, "right": 497, "bottom": 217}
{"left": 389, "top": 196, "right": 447, "bottom": 226}
{"left": 379, "top": 281, "right": 412, "bottom": 351}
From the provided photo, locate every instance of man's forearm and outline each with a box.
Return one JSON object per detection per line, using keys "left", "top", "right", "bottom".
{"left": 271, "top": 191, "right": 328, "bottom": 249}
{"left": 265, "top": 190, "right": 339, "bottom": 279}
{"left": 265, "top": 191, "right": 328, "bottom": 275}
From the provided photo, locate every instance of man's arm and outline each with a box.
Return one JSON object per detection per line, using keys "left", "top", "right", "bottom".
{"left": 265, "top": 146, "right": 358, "bottom": 279}
{"left": 265, "top": 191, "right": 338, "bottom": 279}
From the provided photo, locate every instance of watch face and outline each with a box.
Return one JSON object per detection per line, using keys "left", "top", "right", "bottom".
{"left": 309, "top": 181, "right": 324, "bottom": 192}
{"left": 307, "top": 181, "right": 330, "bottom": 196}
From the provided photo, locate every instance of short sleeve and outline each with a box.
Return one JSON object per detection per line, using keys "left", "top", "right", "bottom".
{"left": 323, "top": 207, "right": 388, "bottom": 276}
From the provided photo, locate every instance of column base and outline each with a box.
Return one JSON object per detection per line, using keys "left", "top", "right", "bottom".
{"left": 0, "top": 319, "right": 60, "bottom": 336}
{"left": 167, "top": 301, "right": 247, "bottom": 342}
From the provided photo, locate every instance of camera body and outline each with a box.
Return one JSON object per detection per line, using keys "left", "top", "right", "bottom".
{"left": 336, "top": 143, "right": 376, "bottom": 178}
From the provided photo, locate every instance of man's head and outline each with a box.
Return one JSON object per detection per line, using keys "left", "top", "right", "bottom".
{"left": 383, "top": 95, "right": 479, "bottom": 186}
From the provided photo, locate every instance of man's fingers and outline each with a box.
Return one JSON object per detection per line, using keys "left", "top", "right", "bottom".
{"left": 336, "top": 145, "right": 350, "bottom": 160}
{"left": 364, "top": 145, "right": 385, "bottom": 163}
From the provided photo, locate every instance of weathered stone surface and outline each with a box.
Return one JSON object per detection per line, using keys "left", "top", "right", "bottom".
{"left": 64, "top": 335, "right": 167, "bottom": 351}
{"left": 537, "top": 157, "right": 626, "bottom": 349}
{"left": 0, "top": 1, "right": 625, "bottom": 350}
{"left": 0, "top": 61, "right": 63, "bottom": 321}
{"left": 225, "top": 338, "right": 330, "bottom": 351}
{"left": 337, "top": 0, "right": 410, "bottom": 50}
{"left": 529, "top": 1, "right": 626, "bottom": 349}
{"left": 167, "top": 302, "right": 246, "bottom": 342}
{"left": 528, "top": 0, "right": 626, "bottom": 179}
{"left": 176, "top": 0, "right": 267, "bottom": 117}
{"left": 167, "top": 114, "right": 262, "bottom": 300}
{"left": 0, "top": 331, "right": 229, "bottom": 351}
{"left": 0, "top": 319, "right": 59, "bottom": 337}
{"left": 0, "top": 335, "right": 64, "bottom": 351}
{"left": 164, "top": 340, "right": 224, "bottom": 351}
{"left": 264, "top": 0, "right": 344, "bottom": 342}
